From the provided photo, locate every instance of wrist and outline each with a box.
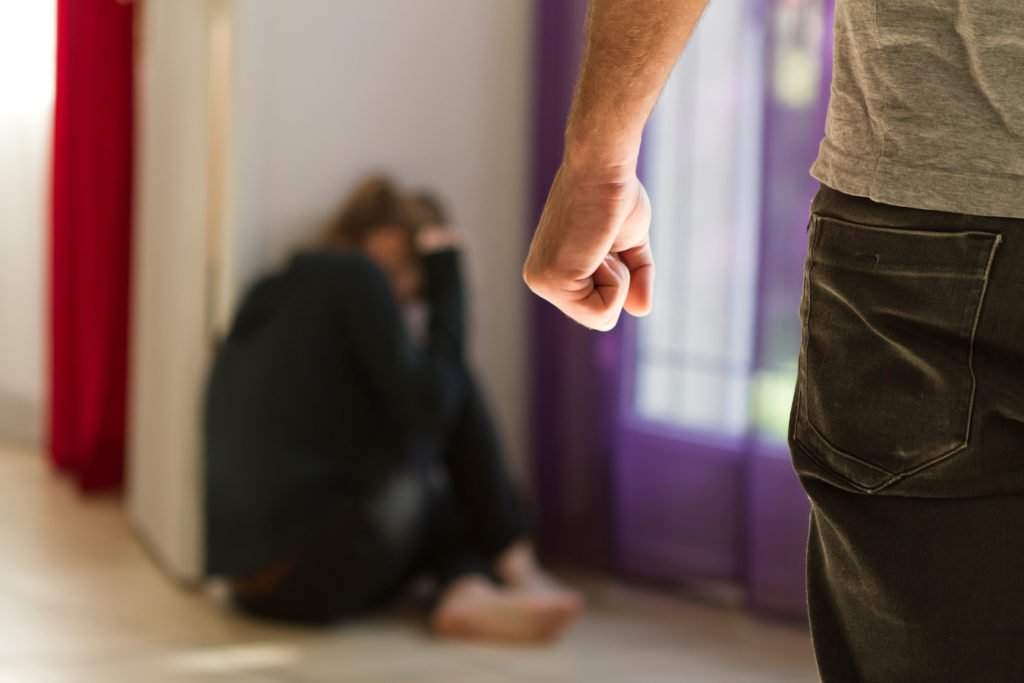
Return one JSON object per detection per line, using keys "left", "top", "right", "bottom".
{"left": 417, "top": 226, "right": 463, "bottom": 254}
{"left": 563, "top": 129, "right": 640, "bottom": 180}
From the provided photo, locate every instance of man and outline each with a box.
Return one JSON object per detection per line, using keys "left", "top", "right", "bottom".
{"left": 524, "top": 1, "right": 1024, "bottom": 680}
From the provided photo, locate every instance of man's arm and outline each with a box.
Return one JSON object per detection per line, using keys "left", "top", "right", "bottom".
{"left": 523, "top": 0, "right": 710, "bottom": 331}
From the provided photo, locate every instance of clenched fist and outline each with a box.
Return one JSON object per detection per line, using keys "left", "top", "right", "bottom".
{"left": 522, "top": 162, "right": 655, "bottom": 331}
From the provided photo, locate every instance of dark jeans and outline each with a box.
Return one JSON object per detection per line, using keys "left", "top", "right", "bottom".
{"left": 790, "top": 182, "right": 1024, "bottom": 681}
{"left": 233, "top": 373, "right": 530, "bottom": 624}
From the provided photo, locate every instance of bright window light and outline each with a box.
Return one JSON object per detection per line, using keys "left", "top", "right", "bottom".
{"left": 635, "top": 0, "right": 764, "bottom": 436}
{"left": 0, "top": 0, "right": 57, "bottom": 115}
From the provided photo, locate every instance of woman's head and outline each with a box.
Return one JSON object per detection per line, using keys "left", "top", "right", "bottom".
{"left": 326, "top": 176, "right": 437, "bottom": 305}
{"left": 404, "top": 190, "right": 448, "bottom": 229}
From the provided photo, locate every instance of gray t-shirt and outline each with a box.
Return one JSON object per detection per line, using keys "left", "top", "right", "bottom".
{"left": 810, "top": 0, "right": 1024, "bottom": 219}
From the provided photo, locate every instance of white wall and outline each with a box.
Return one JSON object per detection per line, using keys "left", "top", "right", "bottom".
{"left": 0, "top": 113, "right": 46, "bottom": 445}
{"left": 129, "top": 0, "right": 534, "bottom": 582}
{"left": 129, "top": 0, "right": 214, "bottom": 580}
{"left": 227, "top": 0, "right": 534, "bottom": 478}
{"left": 0, "top": 1, "right": 54, "bottom": 446}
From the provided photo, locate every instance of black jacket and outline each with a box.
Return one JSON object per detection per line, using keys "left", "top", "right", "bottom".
{"left": 203, "top": 247, "right": 466, "bottom": 577}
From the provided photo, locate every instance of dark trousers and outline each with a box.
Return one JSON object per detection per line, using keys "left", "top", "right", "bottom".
{"left": 234, "top": 372, "right": 530, "bottom": 624}
{"left": 790, "top": 182, "right": 1024, "bottom": 681}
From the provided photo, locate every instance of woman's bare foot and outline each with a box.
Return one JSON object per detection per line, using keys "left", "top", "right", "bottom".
{"left": 431, "top": 574, "right": 581, "bottom": 642}
{"left": 495, "top": 540, "right": 585, "bottom": 601}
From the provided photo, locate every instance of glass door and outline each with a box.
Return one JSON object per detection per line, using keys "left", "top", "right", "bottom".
{"left": 614, "top": 0, "right": 831, "bottom": 616}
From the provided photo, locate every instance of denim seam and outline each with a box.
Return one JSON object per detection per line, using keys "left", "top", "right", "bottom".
{"left": 814, "top": 214, "right": 1003, "bottom": 241}
{"left": 796, "top": 216, "right": 818, "bottom": 461}
{"left": 806, "top": 261, "right": 991, "bottom": 280}
{"left": 791, "top": 435, "right": 892, "bottom": 493}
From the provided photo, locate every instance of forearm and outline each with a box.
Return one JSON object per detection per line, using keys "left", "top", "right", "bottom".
{"left": 418, "top": 267, "right": 467, "bottom": 432}
{"left": 421, "top": 249, "right": 465, "bottom": 356}
{"left": 565, "top": 0, "right": 710, "bottom": 172}
{"left": 343, "top": 256, "right": 465, "bottom": 432}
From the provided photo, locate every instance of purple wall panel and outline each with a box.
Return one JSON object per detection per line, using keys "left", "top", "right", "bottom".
{"left": 745, "top": 443, "right": 811, "bottom": 618}
{"left": 530, "top": 0, "right": 622, "bottom": 566}
{"left": 615, "top": 429, "right": 745, "bottom": 582}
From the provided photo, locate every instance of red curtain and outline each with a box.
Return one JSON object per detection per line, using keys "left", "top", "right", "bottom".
{"left": 50, "top": 0, "right": 136, "bottom": 492}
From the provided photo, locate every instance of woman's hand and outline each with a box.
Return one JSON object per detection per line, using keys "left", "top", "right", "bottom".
{"left": 416, "top": 225, "right": 465, "bottom": 255}
{"left": 522, "top": 161, "right": 654, "bottom": 332}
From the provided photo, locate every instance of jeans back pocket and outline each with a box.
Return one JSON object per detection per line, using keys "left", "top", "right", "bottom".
{"left": 793, "top": 213, "right": 1002, "bottom": 492}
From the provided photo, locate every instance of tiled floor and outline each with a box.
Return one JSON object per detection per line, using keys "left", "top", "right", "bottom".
{"left": 0, "top": 441, "right": 819, "bottom": 682}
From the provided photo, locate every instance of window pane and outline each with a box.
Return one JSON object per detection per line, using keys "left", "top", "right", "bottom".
{"left": 635, "top": 0, "right": 764, "bottom": 435}
{"left": 636, "top": 0, "right": 829, "bottom": 442}
{"left": 751, "top": 0, "right": 829, "bottom": 442}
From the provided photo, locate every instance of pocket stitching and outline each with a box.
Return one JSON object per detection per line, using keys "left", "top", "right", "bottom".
{"left": 791, "top": 434, "right": 893, "bottom": 493}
